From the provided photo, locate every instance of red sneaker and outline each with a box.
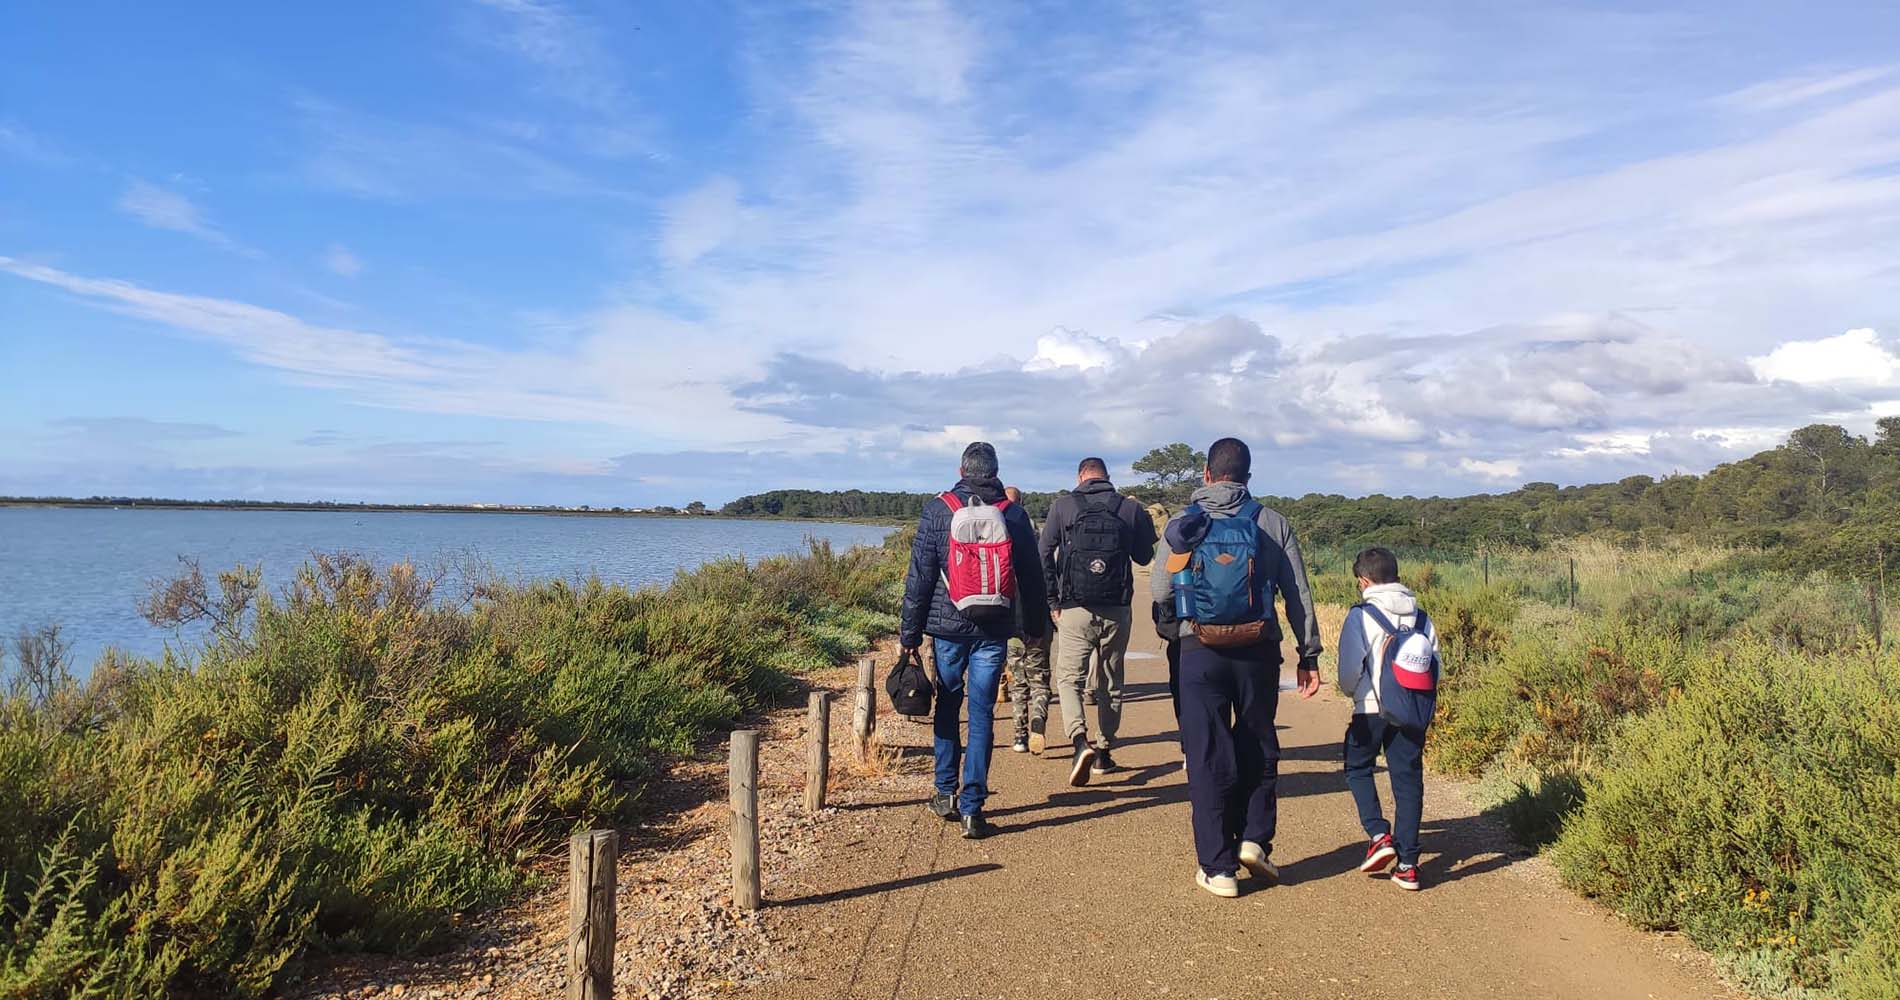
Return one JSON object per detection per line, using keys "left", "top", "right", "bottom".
{"left": 1391, "top": 864, "right": 1421, "bottom": 891}
{"left": 1359, "top": 834, "right": 1397, "bottom": 873}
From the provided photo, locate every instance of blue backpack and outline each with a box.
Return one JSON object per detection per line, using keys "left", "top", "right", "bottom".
{"left": 1171, "top": 500, "right": 1273, "bottom": 648}
{"left": 1359, "top": 604, "right": 1439, "bottom": 738}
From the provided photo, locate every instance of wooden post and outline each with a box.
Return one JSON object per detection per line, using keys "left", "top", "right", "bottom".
{"left": 805, "top": 691, "right": 830, "bottom": 814}
{"left": 1482, "top": 551, "right": 1489, "bottom": 587}
{"left": 1568, "top": 558, "right": 1576, "bottom": 610}
{"left": 730, "top": 730, "right": 762, "bottom": 910}
{"left": 852, "top": 657, "right": 877, "bottom": 760}
{"left": 566, "top": 829, "right": 617, "bottom": 1000}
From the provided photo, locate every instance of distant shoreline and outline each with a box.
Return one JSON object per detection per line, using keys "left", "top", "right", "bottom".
{"left": 0, "top": 497, "right": 905, "bottom": 526}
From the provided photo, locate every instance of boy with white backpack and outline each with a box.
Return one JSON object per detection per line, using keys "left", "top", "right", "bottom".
{"left": 1335, "top": 547, "right": 1440, "bottom": 890}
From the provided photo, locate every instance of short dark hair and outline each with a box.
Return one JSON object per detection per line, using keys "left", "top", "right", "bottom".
{"left": 960, "top": 441, "right": 999, "bottom": 479}
{"left": 1352, "top": 547, "right": 1400, "bottom": 585}
{"left": 1078, "top": 456, "right": 1108, "bottom": 478}
{"left": 1206, "top": 437, "right": 1251, "bottom": 483}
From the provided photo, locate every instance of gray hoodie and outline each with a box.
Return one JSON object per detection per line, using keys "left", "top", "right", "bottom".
{"left": 1150, "top": 481, "right": 1323, "bottom": 668}
{"left": 1335, "top": 583, "right": 1438, "bottom": 714}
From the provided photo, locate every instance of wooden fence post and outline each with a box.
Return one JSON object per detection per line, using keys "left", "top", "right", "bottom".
{"left": 1568, "top": 558, "right": 1576, "bottom": 610}
{"left": 852, "top": 657, "right": 877, "bottom": 761}
{"left": 805, "top": 691, "right": 830, "bottom": 813}
{"left": 1482, "top": 551, "right": 1489, "bottom": 588}
{"left": 730, "top": 730, "right": 762, "bottom": 910}
{"left": 566, "top": 829, "right": 617, "bottom": 1000}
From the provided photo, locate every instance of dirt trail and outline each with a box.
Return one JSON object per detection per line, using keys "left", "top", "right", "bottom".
{"left": 739, "top": 576, "right": 1738, "bottom": 1000}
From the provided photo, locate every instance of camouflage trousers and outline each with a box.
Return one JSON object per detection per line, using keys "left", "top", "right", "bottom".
{"left": 1007, "top": 631, "right": 1053, "bottom": 741}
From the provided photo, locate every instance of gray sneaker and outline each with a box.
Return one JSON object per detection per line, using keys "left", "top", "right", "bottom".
{"left": 928, "top": 792, "right": 960, "bottom": 821}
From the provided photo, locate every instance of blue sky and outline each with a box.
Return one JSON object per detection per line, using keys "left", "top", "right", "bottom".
{"left": 3, "top": 1, "right": 1899, "bottom": 506}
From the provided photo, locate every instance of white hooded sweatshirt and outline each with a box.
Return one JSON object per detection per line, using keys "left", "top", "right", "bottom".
{"left": 1335, "top": 583, "right": 1438, "bottom": 715}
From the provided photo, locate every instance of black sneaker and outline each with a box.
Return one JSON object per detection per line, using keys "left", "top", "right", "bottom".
{"left": 1068, "top": 734, "right": 1097, "bottom": 787}
{"left": 1011, "top": 735, "right": 1029, "bottom": 753}
{"left": 961, "top": 813, "right": 994, "bottom": 840}
{"left": 1091, "top": 749, "right": 1117, "bottom": 774}
{"left": 928, "top": 792, "right": 960, "bottom": 821}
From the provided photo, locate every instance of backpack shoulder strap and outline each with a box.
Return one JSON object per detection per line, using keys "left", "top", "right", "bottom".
{"left": 1358, "top": 603, "right": 1399, "bottom": 636}
{"left": 939, "top": 491, "right": 962, "bottom": 513}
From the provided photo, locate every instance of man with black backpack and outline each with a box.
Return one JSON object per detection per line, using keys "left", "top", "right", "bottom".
{"left": 900, "top": 442, "right": 1051, "bottom": 839}
{"left": 1039, "top": 457, "right": 1157, "bottom": 784}
{"left": 1156, "top": 438, "right": 1322, "bottom": 898}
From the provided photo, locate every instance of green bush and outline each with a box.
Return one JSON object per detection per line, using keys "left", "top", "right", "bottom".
{"left": 0, "top": 535, "right": 905, "bottom": 997}
{"left": 1549, "top": 643, "right": 1900, "bottom": 993}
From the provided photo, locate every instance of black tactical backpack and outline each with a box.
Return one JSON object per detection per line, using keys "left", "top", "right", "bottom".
{"left": 1063, "top": 493, "right": 1130, "bottom": 606}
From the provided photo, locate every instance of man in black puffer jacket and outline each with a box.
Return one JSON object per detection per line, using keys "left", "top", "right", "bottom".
{"left": 900, "top": 442, "right": 1051, "bottom": 839}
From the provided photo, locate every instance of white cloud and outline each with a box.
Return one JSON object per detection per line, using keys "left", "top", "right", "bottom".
{"left": 1722, "top": 66, "right": 1895, "bottom": 111}
{"left": 1552, "top": 431, "right": 1653, "bottom": 459}
{"left": 1023, "top": 327, "right": 1132, "bottom": 373}
{"left": 660, "top": 177, "right": 743, "bottom": 266}
{"left": 1750, "top": 328, "right": 1898, "bottom": 386}
{"left": 117, "top": 179, "right": 244, "bottom": 251}
{"left": 322, "top": 244, "right": 363, "bottom": 277}
{"left": 1460, "top": 458, "right": 1523, "bottom": 481}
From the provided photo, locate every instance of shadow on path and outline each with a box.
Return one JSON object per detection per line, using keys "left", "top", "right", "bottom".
{"left": 775, "top": 863, "right": 1003, "bottom": 908}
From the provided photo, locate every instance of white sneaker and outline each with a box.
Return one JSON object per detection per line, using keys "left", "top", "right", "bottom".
{"left": 1195, "top": 869, "right": 1240, "bottom": 898}
{"left": 1239, "top": 841, "right": 1279, "bottom": 884}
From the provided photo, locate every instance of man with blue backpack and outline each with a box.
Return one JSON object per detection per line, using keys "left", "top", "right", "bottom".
{"left": 1156, "top": 438, "right": 1323, "bottom": 898}
{"left": 1335, "top": 546, "right": 1440, "bottom": 890}
{"left": 900, "top": 442, "right": 1051, "bottom": 840}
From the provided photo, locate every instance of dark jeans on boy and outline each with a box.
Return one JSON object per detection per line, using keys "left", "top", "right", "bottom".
{"left": 1178, "top": 635, "right": 1281, "bottom": 876}
{"left": 1343, "top": 713, "right": 1426, "bottom": 866}
{"left": 932, "top": 636, "right": 1008, "bottom": 818}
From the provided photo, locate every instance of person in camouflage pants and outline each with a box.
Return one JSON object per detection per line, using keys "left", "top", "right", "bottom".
{"left": 1008, "top": 629, "right": 1053, "bottom": 753}
{"left": 1004, "top": 486, "right": 1055, "bottom": 754}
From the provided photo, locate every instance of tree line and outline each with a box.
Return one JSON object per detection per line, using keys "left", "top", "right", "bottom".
{"left": 722, "top": 421, "right": 1900, "bottom": 577}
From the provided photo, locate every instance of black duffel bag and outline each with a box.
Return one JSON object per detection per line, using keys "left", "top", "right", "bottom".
{"left": 885, "top": 648, "right": 933, "bottom": 717}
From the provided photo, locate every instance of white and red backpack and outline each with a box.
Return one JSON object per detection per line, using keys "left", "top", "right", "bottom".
{"left": 939, "top": 492, "right": 1016, "bottom": 623}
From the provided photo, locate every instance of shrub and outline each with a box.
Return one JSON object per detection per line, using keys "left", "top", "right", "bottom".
{"left": 1549, "top": 643, "right": 1900, "bottom": 993}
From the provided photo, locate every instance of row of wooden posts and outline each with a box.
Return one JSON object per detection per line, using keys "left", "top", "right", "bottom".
{"left": 562, "top": 658, "right": 881, "bottom": 999}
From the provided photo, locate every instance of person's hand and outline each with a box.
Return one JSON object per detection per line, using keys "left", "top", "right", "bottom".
{"left": 1296, "top": 667, "right": 1321, "bottom": 699}
{"left": 1049, "top": 608, "right": 1060, "bottom": 625}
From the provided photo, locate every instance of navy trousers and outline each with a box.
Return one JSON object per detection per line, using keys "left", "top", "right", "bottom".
{"left": 1343, "top": 713, "right": 1426, "bottom": 866}
{"left": 1177, "top": 635, "right": 1281, "bottom": 876}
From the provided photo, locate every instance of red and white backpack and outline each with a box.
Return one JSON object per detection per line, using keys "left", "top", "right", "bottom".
{"left": 939, "top": 492, "right": 1016, "bottom": 622}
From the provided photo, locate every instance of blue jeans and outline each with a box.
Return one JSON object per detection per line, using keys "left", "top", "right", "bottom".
{"left": 931, "top": 636, "right": 1008, "bottom": 817}
{"left": 1344, "top": 713, "right": 1426, "bottom": 866}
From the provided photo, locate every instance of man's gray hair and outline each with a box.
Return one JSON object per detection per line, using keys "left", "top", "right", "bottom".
{"left": 960, "top": 441, "right": 999, "bottom": 479}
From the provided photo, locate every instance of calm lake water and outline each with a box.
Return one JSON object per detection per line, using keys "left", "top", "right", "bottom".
{"left": 0, "top": 507, "right": 893, "bottom": 668}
